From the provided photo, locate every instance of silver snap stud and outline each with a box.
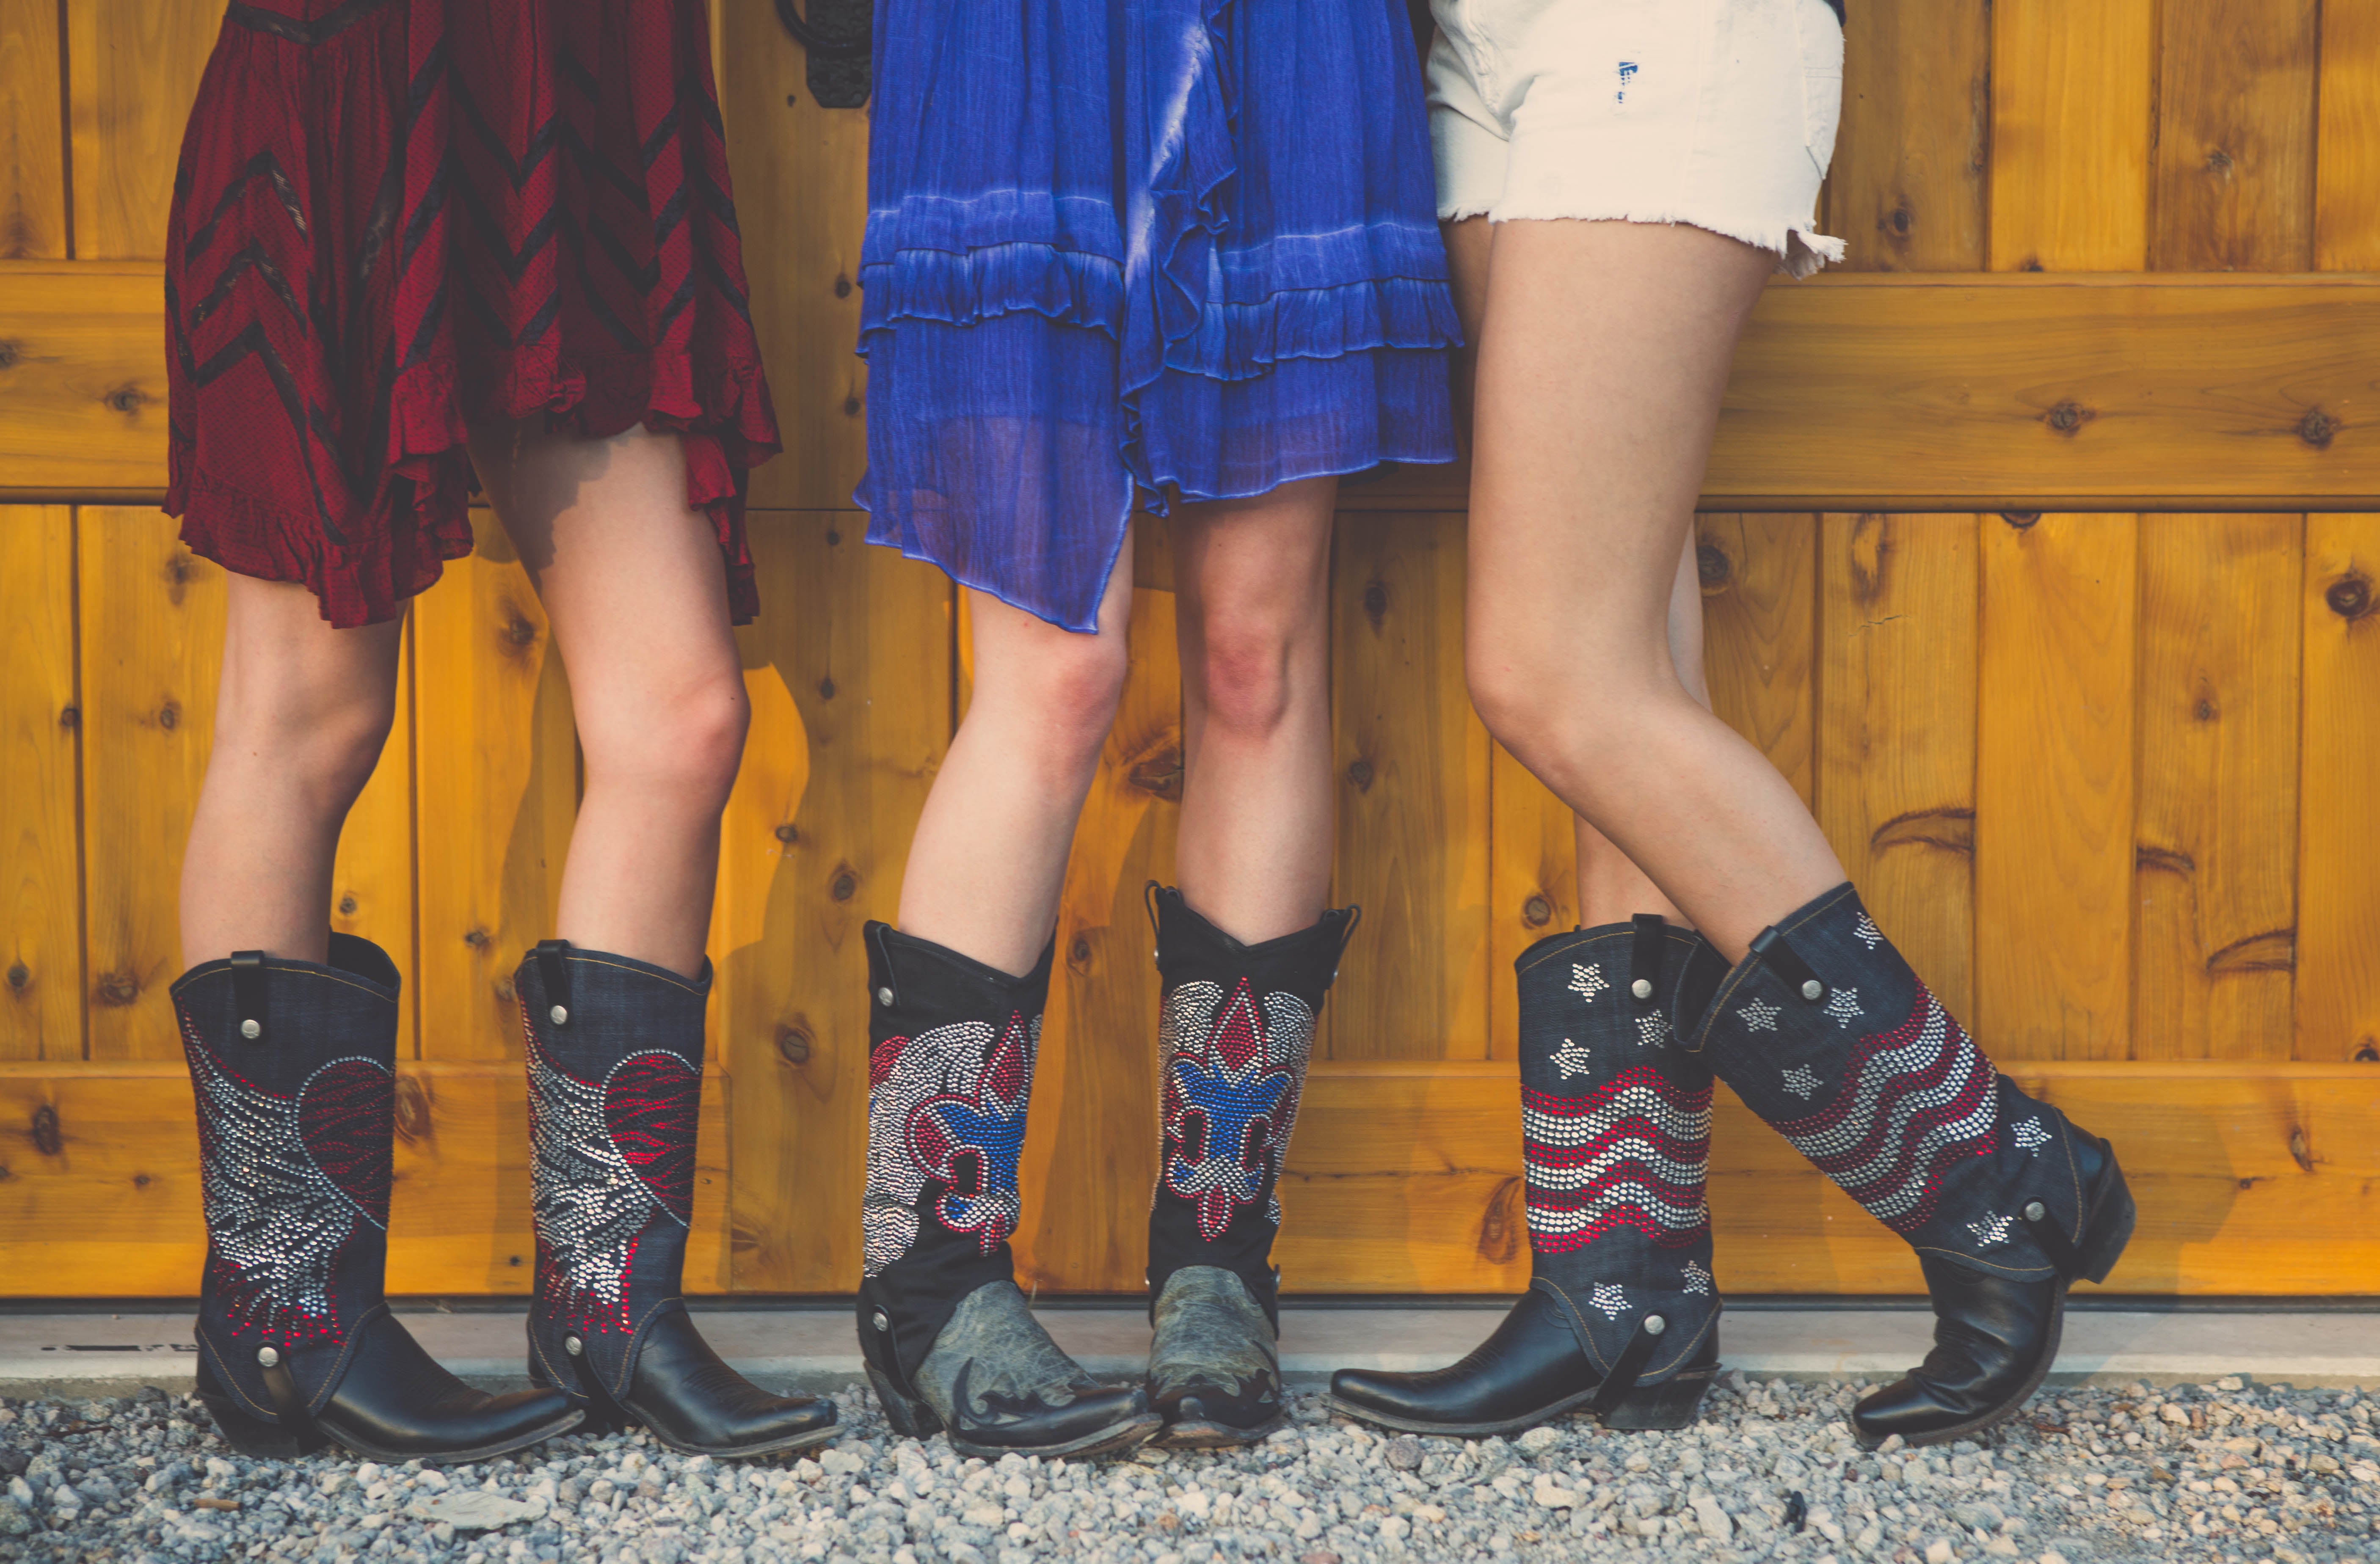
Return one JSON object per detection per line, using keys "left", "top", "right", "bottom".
{"left": 1630, "top": 978, "right": 1654, "bottom": 1001}
{"left": 871, "top": 1310, "right": 890, "bottom": 1333}
{"left": 2023, "top": 1201, "right": 2047, "bottom": 1223}
{"left": 256, "top": 1346, "right": 280, "bottom": 1368}
{"left": 1801, "top": 979, "right": 1823, "bottom": 1001}
{"left": 565, "top": 1335, "right": 583, "bottom": 1357}
{"left": 549, "top": 1005, "right": 568, "bottom": 1026}
{"left": 875, "top": 987, "right": 894, "bottom": 1008}
{"left": 1644, "top": 1315, "right": 1667, "bottom": 1336}
{"left": 239, "top": 1019, "right": 262, "bottom": 1040}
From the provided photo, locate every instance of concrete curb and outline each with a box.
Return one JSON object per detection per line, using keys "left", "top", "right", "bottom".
{"left": 8, "top": 1306, "right": 2380, "bottom": 1400}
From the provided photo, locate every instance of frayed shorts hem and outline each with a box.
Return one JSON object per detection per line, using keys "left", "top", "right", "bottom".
{"left": 1434, "top": 207, "right": 1846, "bottom": 278}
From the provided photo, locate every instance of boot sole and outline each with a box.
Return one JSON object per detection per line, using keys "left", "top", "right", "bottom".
{"left": 201, "top": 1390, "right": 584, "bottom": 1465}
{"left": 866, "top": 1364, "right": 1164, "bottom": 1462}
{"left": 1329, "top": 1366, "right": 1716, "bottom": 1440}
{"left": 1155, "top": 1412, "right": 1286, "bottom": 1449}
{"left": 1857, "top": 1143, "right": 2133, "bottom": 1450}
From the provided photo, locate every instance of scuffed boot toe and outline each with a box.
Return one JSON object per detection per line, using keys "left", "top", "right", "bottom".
{"left": 1148, "top": 1267, "right": 1283, "bottom": 1446}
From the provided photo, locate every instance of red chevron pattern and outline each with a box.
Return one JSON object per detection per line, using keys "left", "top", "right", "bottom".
{"left": 165, "top": 0, "right": 777, "bottom": 628}
{"left": 1522, "top": 1066, "right": 1713, "bottom": 1255}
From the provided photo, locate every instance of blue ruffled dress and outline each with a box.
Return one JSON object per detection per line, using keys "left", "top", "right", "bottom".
{"left": 855, "top": 0, "right": 1462, "bottom": 631}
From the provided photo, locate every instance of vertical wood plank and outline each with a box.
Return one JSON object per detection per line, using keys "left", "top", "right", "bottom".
{"left": 1486, "top": 746, "right": 1573, "bottom": 1063}
{"left": 65, "top": 0, "right": 220, "bottom": 259}
{"left": 1329, "top": 513, "right": 1489, "bottom": 1061}
{"left": 0, "top": 0, "right": 66, "bottom": 258}
{"left": 1988, "top": 0, "right": 2155, "bottom": 270}
{"left": 1016, "top": 587, "right": 1182, "bottom": 1294}
{"left": 2298, "top": 515, "right": 2380, "bottom": 1061}
{"left": 335, "top": 629, "right": 418, "bottom": 1058}
{"left": 2132, "top": 516, "right": 2300, "bottom": 1061}
{"left": 1, "top": 507, "right": 81, "bottom": 1057}
{"left": 714, "top": 514, "right": 949, "bottom": 1292}
{"left": 1830, "top": 0, "right": 1989, "bottom": 271}
{"left": 2151, "top": 0, "right": 2320, "bottom": 272}
{"left": 410, "top": 513, "right": 576, "bottom": 1063}
{"left": 2314, "top": 1, "right": 2380, "bottom": 269}
{"left": 78, "top": 506, "right": 222, "bottom": 1059}
{"left": 716, "top": 4, "right": 870, "bottom": 510}
{"left": 1975, "top": 514, "right": 2138, "bottom": 1060}
{"left": 1698, "top": 513, "right": 1818, "bottom": 808}
{"left": 1817, "top": 513, "right": 1980, "bottom": 1023}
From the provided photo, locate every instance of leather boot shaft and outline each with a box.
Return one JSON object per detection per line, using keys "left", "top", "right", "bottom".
{"left": 1516, "top": 917, "right": 1717, "bottom": 1385}
{"left": 516, "top": 942, "right": 709, "bottom": 1397}
{"left": 173, "top": 935, "right": 402, "bottom": 1423}
{"left": 1145, "top": 886, "right": 1355, "bottom": 1324}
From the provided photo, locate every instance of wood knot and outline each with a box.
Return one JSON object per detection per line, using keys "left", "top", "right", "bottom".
{"left": 133, "top": 1172, "right": 150, "bottom": 1188}
{"left": 94, "top": 971, "right": 140, "bottom": 1007}
{"left": 104, "top": 384, "right": 148, "bottom": 415}
{"left": 775, "top": 823, "right": 800, "bottom": 844}
{"left": 2000, "top": 512, "right": 2041, "bottom": 530}
{"left": 56, "top": 704, "right": 77, "bottom": 730}
{"left": 1361, "top": 579, "right": 1389, "bottom": 630}
{"left": 0, "top": 340, "right": 19, "bottom": 370}
{"left": 494, "top": 979, "right": 515, "bottom": 1003}
{"left": 2326, "top": 573, "right": 2372, "bottom": 620}
{"left": 1346, "top": 758, "right": 1374, "bottom": 792}
{"left": 1521, "top": 895, "right": 1553, "bottom": 929}
{"left": 337, "top": 895, "right": 358, "bottom": 916}
{"left": 2042, "top": 401, "right": 2091, "bottom": 436}
{"left": 1475, "top": 1176, "right": 1524, "bottom": 1265}
{"left": 502, "top": 613, "right": 538, "bottom": 650}
{"left": 776, "top": 1024, "right": 813, "bottom": 1066}
{"left": 156, "top": 700, "right": 179, "bottom": 731}
{"left": 30, "top": 1105, "right": 61, "bottom": 1157}
{"left": 2205, "top": 147, "right": 2234, "bottom": 176}
{"left": 818, "top": 676, "right": 836, "bottom": 699}
{"left": 843, "top": 394, "right": 862, "bottom": 417}
{"left": 1887, "top": 204, "right": 1913, "bottom": 238}
{"left": 5, "top": 963, "right": 26, "bottom": 991}
{"left": 463, "top": 928, "right": 490, "bottom": 950}
{"left": 2289, "top": 1126, "right": 2314, "bottom": 1173}
{"left": 833, "top": 274, "right": 852, "bottom": 298}
{"left": 1127, "top": 748, "right": 1183, "bottom": 801}
{"left": 2357, "top": 1043, "right": 2380, "bottom": 1063}
{"left": 825, "top": 529, "right": 841, "bottom": 546}
{"left": 2193, "top": 695, "right": 2217, "bottom": 722}
{"left": 1068, "top": 935, "right": 1093, "bottom": 967}
{"left": 2299, "top": 408, "right": 2339, "bottom": 449}
{"left": 393, "top": 1076, "right": 430, "bottom": 1142}
{"left": 829, "top": 866, "right": 859, "bottom": 901}
{"left": 1696, "top": 541, "right": 1732, "bottom": 589}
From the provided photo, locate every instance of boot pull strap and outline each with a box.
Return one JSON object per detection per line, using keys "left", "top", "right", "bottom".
{"left": 229, "top": 952, "right": 267, "bottom": 1042}
{"left": 253, "top": 1342, "right": 316, "bottom": 1433}
{"left": 865, "top": 921, "right": 899, "bottom": 1010}
{"left": 534, "top": 940, "right": 573, "bottom": 1027}
{"left": 1330, "top": 904, "right": 1364, "bottom": 982}
{"left": 2021, "top": 1194, "right": 2085, "bottom": 1278}
{"left": 1588, "top": 1312, "right": 1668, "bottom": 1416}
{"left": 1628, "top": 915, "right": 1666, "bottom": 1004}
{"left": 1143, "top": 880, "right": 1165, "bottom": 946}
{"left": 1748, "top": 926, "right": 1828, "bottom": 1006}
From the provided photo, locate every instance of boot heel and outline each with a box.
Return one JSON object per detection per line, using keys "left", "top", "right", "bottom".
{"left": 2077, "top": 1146, "right": 2137, "bottom": 1286}
{"left": 1598, "top": 1367, "right": 1715, "bottom": 1432}
{"left": 197, "top": 1389, "right": 328, "bottom": 1458}
{"left": 866, "top": 1364, "right": 945, "bottom": 1438}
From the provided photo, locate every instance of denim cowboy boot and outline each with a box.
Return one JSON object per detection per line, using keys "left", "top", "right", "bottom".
{"left": 1142, "top": 886, "right": 1357, "bottom": 1446}
{"left": 518, "top": 942, "right": 837, "bottom": 1458}
{"left": 175, "top": 935, "right": 578, "bottom": 1462}
{"left": 857, "top": 923, "right": 1161, "bottom": 1459}
{"left": 1332, "top": 917, "right": 1719, "bottom": 1435}
{"left": 1677, "top": 884, "right": 2136, "bottom": 1447}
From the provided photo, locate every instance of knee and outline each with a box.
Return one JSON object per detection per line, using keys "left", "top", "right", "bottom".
{"left": 216, "top": 677, "right": 397, "bottom": 807}
{"left": 584, "top": 665, "right": 751, "bottom": 806}
{"left": 1014, "top": 634, "right": 1130, "bottom": 775}
{"left": 1190, "top": 615, "right": 1301, "bottom": 741}
{"left": 1466, "top": 629, "right": 1637, "bottom": 776}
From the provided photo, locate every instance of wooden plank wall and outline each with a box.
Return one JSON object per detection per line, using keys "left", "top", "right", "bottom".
{"left": 3, "top": 0, "right": 2380, "bottom": 1300}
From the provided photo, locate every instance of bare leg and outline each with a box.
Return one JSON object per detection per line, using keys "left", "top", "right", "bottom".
{"left": 469, "top": 422, "right": 750, "bottom": 979}
{"left": 1171, "top": 476, "right": 1337, "bottom": 942}
{"left": 179, "top": 580, "right": 405, "bottom": 966}
{"left": 897, "top": 537, "right": 1136, "bottom": 976}
{"left": 1445, "top": 217, "right": 1708, "bottom": 935}
{"left": 1462, "top": 219, "right": 1845, "bottom": 959}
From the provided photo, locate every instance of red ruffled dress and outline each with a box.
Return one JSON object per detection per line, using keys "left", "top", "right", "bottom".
{"left": 164, "top": 0, "right": 777, "bottom": 627}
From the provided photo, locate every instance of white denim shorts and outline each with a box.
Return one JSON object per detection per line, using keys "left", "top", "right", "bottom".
{"left": 1428, "top": 0, "right": 1846, "bottom": 275}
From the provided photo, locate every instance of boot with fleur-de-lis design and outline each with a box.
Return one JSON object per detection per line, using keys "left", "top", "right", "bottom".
{"left": 1332, "top": 916, "right": 1720, "bottom": 1436}
{"left": 1676, "top": 883, "right": 2135, "bottom": 1447}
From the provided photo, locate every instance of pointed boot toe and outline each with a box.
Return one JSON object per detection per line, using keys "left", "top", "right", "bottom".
{"left": 1149, "top": 1266, "right": 1284, "bottom": 1447}
{"left": 590, "top": 1304, "right": 838, "bottom": 1457}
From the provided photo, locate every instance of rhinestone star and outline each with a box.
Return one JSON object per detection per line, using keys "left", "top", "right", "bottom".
{"left": 1823, "top": 987, "right": 1864, "bottom": 1030}
{"left": 1590, "top": 1283, "right": 1628, "bottom": 1320}
{"left": 2014, "top": 1118, "right": 2051, "bottom": 1154}
{"left": 1968, "top": 1214, "right": 2013, "bottom": 1247}
{"left": 1551, "top": 1038, "right": 1595, "bottom": 1079}
{"left": 1854, "top": 914, "right": 1883, "bottom": 949}
{"left": 1635, "top": 1014, "right": 1672, "bottom": 1048}
{"left": 1681, "top": 1261, "right": 1714, "bottom": 1297}
{"left": 1738, "top": 998, "right": 1781, "bottom": 1033}
{"left": 1570, "top": 964, "right": 1609, "bottom": 1005}
{"left": 1781, "top": 1063, "right": 1821, "bottom": 1099}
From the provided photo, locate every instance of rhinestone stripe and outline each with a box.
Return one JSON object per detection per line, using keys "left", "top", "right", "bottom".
{"left": 1522, "top": 1068, "right": 1711, "bottom": 1253}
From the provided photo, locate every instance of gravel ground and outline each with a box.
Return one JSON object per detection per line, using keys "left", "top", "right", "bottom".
{"left": 4, "top": 1374, "right": 2380, "bottom": 1564}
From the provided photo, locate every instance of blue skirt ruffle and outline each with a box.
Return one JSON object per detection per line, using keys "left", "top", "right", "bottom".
{"left": 855, "top": 0, "right": 1462, "bottom": 631}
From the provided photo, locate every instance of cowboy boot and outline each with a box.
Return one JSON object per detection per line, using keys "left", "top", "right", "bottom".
{"left": 1143, "top": 886, "right": 1357, "bottom": 1446}
{"left": 175, "top": 936, "right": 579, "bottom": 1462}
{"left": 857, "top": 923, "right": 1161, "bottom": 1459}
{"left": 518, "top": 942, "right": 837, "bottom": 1458}
{"left": 1332, "top": 916, "right": 1720, "bottom": 1436}
{"left": 1676, "top": 884, "right": 2136, "bottom": 1448}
